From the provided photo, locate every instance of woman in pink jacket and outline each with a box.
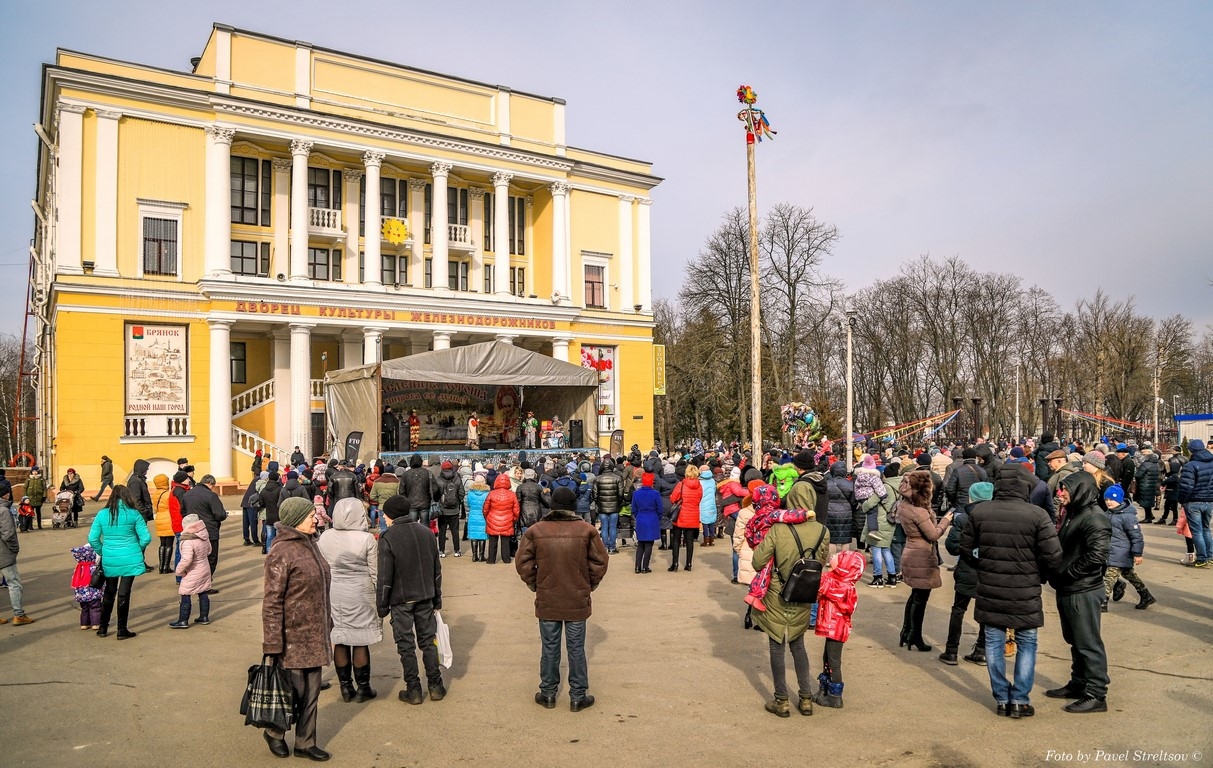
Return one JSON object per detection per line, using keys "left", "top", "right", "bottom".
{"left": 169, "top": 513, "right": 212, "bottom": 628}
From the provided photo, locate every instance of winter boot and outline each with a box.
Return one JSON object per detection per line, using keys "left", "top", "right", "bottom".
{"left": 1112, "top": 579, "right": 1127, "bottom": 603}
{"left": 899, "top": 600, "right": 913, "bottom": 648}
{"left": 888, "top": 572, "right": 901, "bottom": 588}
{"left": 868, "top": 575, "right": 885, "bottom": 588}
{"left": 814, "top": 682, "right": 844, "bottom": 709}
{"left": 963, "top": 641, "right": 987, "bottom": 666}
{"left": 115, "top": 594, "right": 136, "bottom": 640}
{"left": 817, "top": 671, "right": 831, "bottom": 698}
{"left": 1134, "top": 589, "right": 1157, "bottom": 610}
{"left": 797, "top": 694, "right": 814, "bottom": 716}
{"left": 353, "top": 664, "right": 377, "bottom": 702}
{"left": 335, "top": 664, "right": 356, "bottom": 702}
{"left": 764, "top": 696, "right": 791, "bottom": 718}
{"left": 168, "top": 602, "right": 190, "bottom": 629}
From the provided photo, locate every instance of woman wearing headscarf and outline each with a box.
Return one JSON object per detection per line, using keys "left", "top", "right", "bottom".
{"left": 261, "top": 497, "right": 334, "bottom": 761}
{"left": 87, "top": 485, "right": 152, "bottom": 638}
{"left": 317, "top": 497, "right": 381, "bottom": 705}
{"left": 897, "top": 470, "right": 953, "bottom": 652}
{"left": 60, "top": 467, "right": 85, "bottom": 526}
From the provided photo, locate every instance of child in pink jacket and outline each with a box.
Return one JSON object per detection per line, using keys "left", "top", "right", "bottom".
{"left": 170, "top": 513, "right": 212, "bottom": 628}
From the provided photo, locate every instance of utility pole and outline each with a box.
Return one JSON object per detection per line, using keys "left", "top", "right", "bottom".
{"left": 845, "top": 309, "right": 857, "bottom": 471}
{"left": 1153, "top": 343, "right": 1162, "bottom": 447}
{"left": 736, "top": 85, "right": 775, "bottom": 454}
{"left": 1014, "top": 365, "right": 1021, "bottom": 440}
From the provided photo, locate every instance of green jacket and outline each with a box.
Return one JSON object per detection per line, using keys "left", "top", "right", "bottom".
{"left": 24, "top": 475, "right": 47, "bottom": 506}
{"left": 752, "top": 519, "right": 830, "bottom": 643}
{"left": 770, "top": 464, "right": 800, "bottom": 500}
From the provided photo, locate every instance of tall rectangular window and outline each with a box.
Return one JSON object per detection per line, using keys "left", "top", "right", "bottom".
{"left": 508, "top": 196, "right": 526, "bottom": 255}
{"left": 424, "top": 257, "right": 433, "bottom": 288}
{"left": 384, "top": 254, "right": 404, "bottom": 286}
{"left": 381, "top": 179, "right": 397, "bottom": 219}
{"left": 584, "top": 264, "right": 606, "bottom": 308}
{"left": 510, "top": 266, "right": 526, "bottom": 297}
{"left": 230, "top": 342, "right": 247, "bottom": 384}
{"left": 307, "top": 168, "right": 341, "bottom": 211}
{"left": 308, "top": 247, "right": 342, "bottom": 281}
{"left": 230, "top": 157, "right": 260, "bottom": 224}
{"left": 230, "top": 240, "right": 269, "bottom": 276}
{"left": 143, "top": 217, "right": 178, "bottom": 276}
{"left": 260, "top": 161, "right": 272, "bottom": 224}
{"left": 484, "top": 262, "right": 494, "bottom": 294}
{"left": 447, "top": 188, "right": 469, "bottom": 227}
{"left": 484, "top": 191, "right": 494, "bottom": 250}
{"left": 424, "top": 183, "right": 432, "bottom": 245}
{"left": 448, "top": 260, "right": 469, "bottom": 292}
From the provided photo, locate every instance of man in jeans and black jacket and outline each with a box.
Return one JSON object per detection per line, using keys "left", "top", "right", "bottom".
{"left": 1048, "top": 471, "right": 1112, "bottom": 713}
{"left": 377, "top": 496, "right": 445, "bottom": 705}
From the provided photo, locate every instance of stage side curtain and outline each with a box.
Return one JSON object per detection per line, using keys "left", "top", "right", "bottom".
{"left": 326, "top": 365, "right": 381, "bottom": 465}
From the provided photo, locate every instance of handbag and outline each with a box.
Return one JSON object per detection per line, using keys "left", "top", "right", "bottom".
{"left": 240, "top": 655, "right": 296, "bottom": 732}
{"left": 778, "top": 524, "right": 828, "bottom": 605}
{"left": 89, "top": 561, "right": 106, "bottom": 589}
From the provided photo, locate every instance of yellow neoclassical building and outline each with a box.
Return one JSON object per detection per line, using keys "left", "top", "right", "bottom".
{"left": 29, "top": 23, "right": 660, "bottom": 488}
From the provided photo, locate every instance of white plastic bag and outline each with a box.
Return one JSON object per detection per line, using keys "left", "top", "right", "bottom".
{"left": 435, "top": 610, "right": 453, "bottom": 669}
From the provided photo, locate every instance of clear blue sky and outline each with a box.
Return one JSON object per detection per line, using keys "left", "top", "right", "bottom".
{"left": 3, "top": 0, "right": 1211, "bottom": 336}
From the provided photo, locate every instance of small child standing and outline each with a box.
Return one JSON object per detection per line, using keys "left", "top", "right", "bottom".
{"left": 169, "top": 514, "right": 212, "bottom": 628}
{"left": 312, "top": 493, "right": 332, "bottom": 533}
{"left": 17, "top": 497, "right": 36, "bottom": 532}
{"left": 813, "top": 549, "right": 865, "bottom": 709}
{"left": 1103, "top": 486, "right": 1156, "bottom": 610}
{"left": 69, "top": 544, "right": 103, "bottom": 630}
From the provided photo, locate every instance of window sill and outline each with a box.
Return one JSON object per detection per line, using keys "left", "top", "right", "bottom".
{"left": 119, "top": 435, "right": 197, "bottom": 445}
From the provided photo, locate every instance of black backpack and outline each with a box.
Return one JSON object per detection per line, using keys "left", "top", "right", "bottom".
{"left": 441, "top": 478, "right": 460, "bottom": 508}
{"left": 778, "top": 524, "right": 828, "bottom": 604}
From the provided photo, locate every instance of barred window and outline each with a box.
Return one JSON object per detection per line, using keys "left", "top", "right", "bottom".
{"left": 143, "top": 217, "right": 178, "bottom": 276}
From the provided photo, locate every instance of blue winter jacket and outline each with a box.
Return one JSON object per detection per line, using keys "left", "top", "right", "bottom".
{"left": 1178, "top": 449, "right": 1213, "bottom": 504}
{"left": 575, "top": 475, "right": 593, "bottom": 516}
{"left": 465, "top": 483, "right": 489, "bottom": 541}
{"left": 697, "top": 470, "right": 718, "bottom": 525}
{"left": 631, "top": 486, "right": 663, "bottom": 542}
{"left": 1106, "top": 501, "right": 1144, "bottom": 569}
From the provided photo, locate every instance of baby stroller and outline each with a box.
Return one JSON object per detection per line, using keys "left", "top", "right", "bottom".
{"left": 53, "top": 491, "right": 77, "bottom": 529}
{"left": 618, "top": 506, "right": 634, "bottom": 548}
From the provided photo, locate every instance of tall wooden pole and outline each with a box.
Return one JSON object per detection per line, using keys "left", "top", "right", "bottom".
{"left": 747, "top": 140, "right": 761, "bottom": 454}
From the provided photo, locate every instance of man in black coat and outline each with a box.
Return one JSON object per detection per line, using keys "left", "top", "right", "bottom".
{"left": 1033, "top": 433, "right": 1061, "bottom": 483}
{"left": 325, "top": 460, "right": 359, "bottom": 510}
{"left": 182, "top": 475, "right": 229, "bottom": 582}
{"left": 959, "top": 466, "right": 1062, "bottom": 718}
{"left": 945, "top": 448, "right": 987, "bottom": 512}
{"left": 1048, "top": 471, "right": 1112, "bottom": 713}
{"left": 259, "top": 472, "right": 283, "bottom": 553}
{"left": 126, "top": 459, "right": 154, "bottom": 521}
{"left": 400, "top": 454, "right": 439, "bottom": 522}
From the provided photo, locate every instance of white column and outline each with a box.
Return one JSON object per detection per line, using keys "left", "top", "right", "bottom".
{"left": 407, "top": 179, "right": 426, "bottom": 287}
{"left": 363, "top": 327, "right": 386, "bottom": 364}
{"left": 550, "top": 182, "right": 569, "bottom": 304}
{"left": 492, "top": 172, "right": 512, "bottom": 297}
{"left": 289, "top": 139, "right": 312, "bottom": 281}
{"left": 637, "top": 198, "right": 652, "bottom": 313}
{"left": 208, "top": 320, "right": 234, "bottom": 479}
{"left": 273, "top": 330, "right": 292, "bottom": 448}
{"left": 552, "top": 336, "right": 572, "bottom": 363}
{"left": 342, "top": 169, "right": 363, "bottom": 284}
{"left": 432, "top": 331, "right": 452, "bottom": 351}
{"left": 495, "top": 334, "right": 516, "bottom": 345}
{"left": 290, "top": 323, "right": 313, "bottom": 455}
{"left": 363, "top": 151, "right": 384, "bottom": 287}
{"left": 524, "top": 196, "right": 534, "bottom": 295}
{"left": 272, "top": 159, "right": 291, "bottom": 278}
{"left": 55, "top": 103, "right": 86, "bottom": 274}
{"left": 204, "top": 126, "right": 236, "bottom": 277}
{"left": 469, "top": 187, "right": 486, "bottom": 292}
{"left": 617, "top": 195, "right": 635, "bottom": 312}
{"left": 340, "top": 330, "right": 362, "bottom": 370}
{"left": 430, "top": 162, "right": 452, "bottom": 291}
{"left": 92, "top": 110, "right": 121, "bottom": 277}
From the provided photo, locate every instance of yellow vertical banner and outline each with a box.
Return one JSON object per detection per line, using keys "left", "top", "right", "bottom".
{"left": 653, "top": 344, "right": 666, "bottom": 395}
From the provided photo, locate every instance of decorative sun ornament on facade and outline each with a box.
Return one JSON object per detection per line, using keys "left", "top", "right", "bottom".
{"left": 381, "top": 217, "right": 409, "bottom": 245}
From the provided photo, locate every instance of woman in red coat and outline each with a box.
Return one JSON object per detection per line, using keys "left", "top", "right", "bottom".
{"left": 483, "top": 474, "right": 520, "bottom": 565}
{"left": 668, "top": 471, "right": 702, "bottom": 571}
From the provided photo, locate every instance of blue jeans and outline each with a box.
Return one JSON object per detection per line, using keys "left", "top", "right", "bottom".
{"left": 0, "top": 564, "right": 25, "bottom": 616}
{"left": 984, "top": 626, "right": 1038, "bottom": 705}
{"left": 241, "top": 507, "right": 260, "bottom": 543}
{"left": 600, "top": 513, "right": 618, "bottom": 552}
{"left": 539, "top": 620, "right": 588, "bottom": 700}
{"left": 731, "top": 550, "right": 739, "bottom": 580}
{"left": 1185, "top": 502, "right": 1213, "bottom": 562}
{"left": 264, "top": 523, "right": 277, "bottom": 552}
{"left": 871, "top": 546, "right": 894, "bottom": 576}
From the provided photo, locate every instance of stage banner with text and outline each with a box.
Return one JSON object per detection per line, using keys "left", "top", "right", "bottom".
{"left": 382, "top": 380, "right": 520, "bottom": 447}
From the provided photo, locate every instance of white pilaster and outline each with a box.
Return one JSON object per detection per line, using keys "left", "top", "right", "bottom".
{"left": 340, "top": 330, "right": 362, "bottom": 370}
{"left": 363, "top": 151, "right": 384, "bottom": 287}
{"left": 214, "top": 25, "right": 232, "bottom": 94}
{"left": 92, "top": 110, "right": 121, "bottom": 277}
{"left": 272, "top": 159, "right": 291, "bottom": 278}
{"left": 295, "top": 42, "right": 312, "bottom": 109}
{"left": 204, "top": 126, "right": 236, "bottom": 277}
{"left": 637, "top": 198, "right": 653, "bottom": 313}
{"left": 492, "top": 172, "right": 512, "bottom": 297}
{"left": 469, "top": 187, "right": 486, "bottom": 292}
{"left": 550, "top": 182, "right": 570, "bottom": 304}
{"left": 432, "top": 331, "right": 452, "bottom": 351}
{"left": 496, "top": 87, "right": 512, "bottom": 146}
{"left": 407, "top": 179, "right": 426, "bottom": 287}
{"left": 289, "top": 140, "right": 312, "bottom": 281}
{"left": 208, "top": 320, "right": 233, "bottom": 479}
{"left": 553, "top": 99, "right": 567, "bottom": 157}
{"left": 552, "top": 336, "right": 573, "bottom": 363}
{"left": 289, "top": 323, "right": 314, "bottom": 455}
{"left": 495, "top": 334, "right": 516, "bottom": 345}
{"left": 273, "top": 330, "right": 292, "bottom": 448}
{"left": 363, "top": 327, "right": 386, "bottom": 364}
{"left": 524, "top": 196, "right": 534, "bottom": 295}
{"left": 55, "top": 103, "right": 86, "bottom": 274}
{"left": 431, "top": 162, "right": 452, "bottom": 291}
{"left": 342, "top": 168, "right": 363, "bottom": 284}
{"left": 617, "top": 195, "right": 635, "bottom": 312}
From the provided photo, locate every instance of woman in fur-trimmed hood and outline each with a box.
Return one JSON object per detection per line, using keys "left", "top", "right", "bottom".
{"left": 896, "top": 470, "right": 953, "bottom": 652}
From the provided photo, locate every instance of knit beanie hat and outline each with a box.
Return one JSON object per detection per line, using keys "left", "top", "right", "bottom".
{"left": 1104, "top": 485, "right": 1125, "bottom": 506}
{"left": 861, "top": 453, "right": 876, "bottom": 470}
{"left": 968, "top": 482, "right": 994, "bottom": 503}
{"left": 382, "top": 495, "right": 411, "bottom": 520}
{"left": 729, "top": 467, "right": 741, "bottom": 480}
{"left": 278, "top": 497, "right": 314, "bottom": 528}
{"left": 1083, "top": 451, "right": 1106, "bottom": 470}
{"left": 441, "top": 460, "right": 453, "bottom": 470}
{"left": 1009, "top": 446, "right": 1025, "bottom": 459}
{"left": 551, "top": 487, "right": 577, "bottom": 511}
{"left": 1191, "top": 439, "right": 1207, "bottom": 452}
{"left": 523, "top": 468, "right": 537, "bottom": 480}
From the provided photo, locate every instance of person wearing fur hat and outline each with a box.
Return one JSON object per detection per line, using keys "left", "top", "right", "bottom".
{"left": 631, "top": 473, "right": 662, "bottom": 573}
{"left": 897, "top": 471, "right": 953, "bottom": 652}
{"left": 169, "top": 513, "right": 212, "bottom": 628}
{"left": 813, "top": 550, "right": 866, "bottom": 709}
{"left": 262, "top": 496, "right": 333, "bottom": 760}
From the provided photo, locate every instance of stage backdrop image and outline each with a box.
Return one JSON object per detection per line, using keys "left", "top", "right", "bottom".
{"left": 382, "top": 380, "right": 520, "bottom": 448}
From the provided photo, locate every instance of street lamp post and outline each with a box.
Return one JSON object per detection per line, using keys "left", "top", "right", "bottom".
{"left": 971, "top": 397, "right": 983, "bottom": 442}
{"left": 1053, "top": 397, "right": 1064, "bottom": 442}
{"left": 845, "top": 308, "right": 858, "bottom": 472}
{"left": 952, "top": 397, "right": 964, "bottom": 442}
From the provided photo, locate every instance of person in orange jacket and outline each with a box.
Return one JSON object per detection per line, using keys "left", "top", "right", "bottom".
{"left": 668, "top": 470, "right": 702, "bottom": 571}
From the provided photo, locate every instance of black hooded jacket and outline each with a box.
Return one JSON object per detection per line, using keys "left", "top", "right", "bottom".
{"left": 959, "top": 467, "right": 1062, "bottom": 629}
{"left": 1050, "top": 472, "right": 1112, "bottom": 597}
{"left": 126, "top": 460, "right": 153, "bottom": 520}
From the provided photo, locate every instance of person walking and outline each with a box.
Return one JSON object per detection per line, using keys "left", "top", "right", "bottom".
{"left": 376, "top": 495, "right": 445, "bottom": 705}
{"left": 897, "top": 471, "right": 952, "bottom": 652}
{"left": 261, "top": 496, "right": 333, "bottom": 761}
{"left": 515, "top": 486, "right": 609, "bottom": 712}
{"left": 959, "top": 467, "right": 1062, "bottom": 718}
{"left": 92, "top": 456, "right": 115, "bottom": 501}
{"left": 1048, "top": 471, "right": 1112, "bottom": 713}
{"left": 1177, "top": 439, "right": 1213, "bottom": 567}
{"left": 1102, "top": 486, "right": 1156, "bottom": 610}
{"left": 0, "top": 494, "right": 35, "bottom": 625}
{"left": 87, "top": 486, "right": 151, "bottom": 639}
{"left": 319, "top": 497, "right": 382, "bottom": 704}
{"left": 168, "top": 513, "right": 212, "bottom": 628}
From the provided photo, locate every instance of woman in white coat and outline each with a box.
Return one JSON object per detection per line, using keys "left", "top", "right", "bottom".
{"left": 318, "top": 497, "right": 382, "bottom": 703}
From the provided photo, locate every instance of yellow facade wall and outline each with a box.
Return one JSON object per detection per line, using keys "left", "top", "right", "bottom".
{"left": 509, "top": 95, "right": 555, "bottom": 146}
{"left": 57, "top": 52, "right": 203, "bottom": 91}
{"left": 614, "top": 339, "right": 655, "bottom": 449}
{"left": 234, "top": 401, "right": 274, "bottom": 440}
{"left": 193, "top": 30, "right": 217, "bottom": 78}
{"left": 312, "top": 56, "right": 495, "bottom": 127}
{"left": 116, "top": 119, "right": 206, "bottom": 279}
{"left": 232, "top": 336, "right": 273, "bottom": 396}
{"left": 230, "top": 34, "right": 297, "bottom": 96}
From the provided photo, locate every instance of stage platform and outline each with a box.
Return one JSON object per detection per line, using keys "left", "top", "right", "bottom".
{"left": 378, "top": 446, "right": 601, "bottom": 467}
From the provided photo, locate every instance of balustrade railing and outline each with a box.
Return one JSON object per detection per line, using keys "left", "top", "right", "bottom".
{"left": 232, "top": 380, "right": 274, "bottom": 416}
{"left": 309, "top": 206, "right": 342, "bottom": 230}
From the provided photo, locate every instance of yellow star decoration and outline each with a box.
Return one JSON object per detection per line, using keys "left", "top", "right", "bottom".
{"left": 381, "top": 218, "right": 409, "bottom": 245}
